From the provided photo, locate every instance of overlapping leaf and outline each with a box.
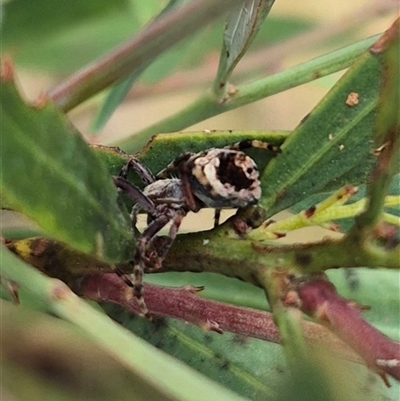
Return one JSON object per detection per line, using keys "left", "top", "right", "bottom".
{"left": 215, "top": 0, "right": 275, "bottom": 91}
{"left": 0, "top": 76, "right": 134, "bottom": 262}
{"left": 260, "top": 44, "right": 384, "bottom": 215}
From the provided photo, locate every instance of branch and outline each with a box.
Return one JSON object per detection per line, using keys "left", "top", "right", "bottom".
{"left": 116, "top": 34, "right": 378, "bottom": 153}
{"left": 79, "top": 273, "right": 360, "bottom": 363}
{"left": 46, "top": 0, "right": 245, "bottom": 111}
{"left": 285, "top": 276, "right": 400, "bottom": 384}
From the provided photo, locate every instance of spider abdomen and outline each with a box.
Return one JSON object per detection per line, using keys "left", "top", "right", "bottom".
{"left": 188, "top": 149, "right": 261, "bottom": 208}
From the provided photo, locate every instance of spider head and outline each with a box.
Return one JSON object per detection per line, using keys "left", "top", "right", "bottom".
{"left": 187, "top": 149, "right": 261, "bottom": 208}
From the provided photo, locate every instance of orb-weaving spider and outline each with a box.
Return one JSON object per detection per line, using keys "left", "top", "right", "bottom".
{"left": 113, "top": 140, "right": 281, "bottom": 317}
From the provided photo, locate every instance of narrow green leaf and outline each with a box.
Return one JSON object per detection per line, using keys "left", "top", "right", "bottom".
{"left": 118, "top": 34, "right": 378, "bottom": 153}
{"left": 214, "top": 0, "right": 275, "bottom": 93}
{"left": 93, "top": 130, "right": 288, "bottom": 188}
{"left": 0, "top": 75, "right": 134, "bottom": 262}
{"left": 260, "top": 41, "right": 383, "bottom": 215}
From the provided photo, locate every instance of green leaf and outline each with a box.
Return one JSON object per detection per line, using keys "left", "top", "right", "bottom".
{"left": 260, "top": 41, "right": 383, "bottom": 215}
{"left": 0, "top": 74, "right": 134, "bottom": 262}
{"left": 214, "top": 0, "right": 275, "bottom": 92}
{"left": 1, "top": 0, "right": 145, "bottom": 73}
{"left": 92, "top": 130, "right": 288, "bottom": 189}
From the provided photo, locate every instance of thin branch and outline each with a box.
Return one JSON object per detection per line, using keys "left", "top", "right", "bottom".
{"left": 112, "top": 0, "right": 398, "bottom": 103}
{"left": 116, "top": 34, "right": 378, "bottom": 153}
{"left": 46, "top": 0, "right": 245, "bottom": 112}
{"left": 79, "top": 273, "right": 361, "bottom": 363}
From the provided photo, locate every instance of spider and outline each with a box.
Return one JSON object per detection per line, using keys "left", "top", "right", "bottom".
{"left": 113, "top": 139, "right": 281, "bottom": 317}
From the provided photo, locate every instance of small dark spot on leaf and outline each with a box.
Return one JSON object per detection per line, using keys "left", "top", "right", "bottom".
{"left": 295, "top": 253, "right": 312, "bottom": 266}
{"left": 305, "top": 205, "right": 316, "bottom": 218}
{"left": 344, "top": 269, "right": 360, "bottom": 291}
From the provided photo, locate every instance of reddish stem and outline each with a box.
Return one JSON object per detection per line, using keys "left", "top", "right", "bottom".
{"left": 291, "top": 278, "right": 400, "bottom": 385}
{"left": 80, "top": 273, "right": 359, "bottom": 361}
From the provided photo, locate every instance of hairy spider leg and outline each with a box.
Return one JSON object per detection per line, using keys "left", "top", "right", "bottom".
{"left": 224, "top": 139, "right": 282, "bottom": 154}
{"left": 113, "top": 177, "right": 156, "bottom": 215}
{"left": 131, "top": 214, "right": 170, "bottom": 317}
{"left": 113, "top": 176, "right": 165, "bottom": 316}
{"left": 213, "top": 208, "right": 221, "bottom": 228}
{"left": 120, "top": 157, "right": 156, "bottom": 185}
{"left": 115, "top": 214, "right": 170, "bottom": 318}
{"left": 156, "top": 153, "right": 201, "bottom": 213}
{"left": 146, "top": 210, "right": 186, "bottom": 272}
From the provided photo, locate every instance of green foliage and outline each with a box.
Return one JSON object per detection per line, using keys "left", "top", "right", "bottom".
{"left": 261, "top": 49, "right": 382, "bottom": 215}
{"left": 1, "top": 2, "right": 399, "bottom": 401}
{"left": 0, "top": 79, "right": 134, "bottom": 262}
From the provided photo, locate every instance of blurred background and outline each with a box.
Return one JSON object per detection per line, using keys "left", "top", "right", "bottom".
{"left": 3, "top": 0, "right": 397, "bottom": 142}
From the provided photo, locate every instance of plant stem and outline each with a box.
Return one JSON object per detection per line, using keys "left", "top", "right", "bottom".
{"left": 47, "top": 0, "right": 245, "bottom": 112}
{"left": 117, "top": 35, "right": 378, "bottom": 153}
{"left": 160, "top": 229, "right": 399, "bottom": 282}
{"left": 80, "top": 273, "right": 361, "bottom": 363}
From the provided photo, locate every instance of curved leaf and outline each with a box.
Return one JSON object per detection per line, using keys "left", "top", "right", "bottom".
{"left": 215, "top": 0, "right": 275, "bottom": 92}
{"left": 0, "top": 72, "right": 134, "bottom": 262}
{"left": 260, "top": 39, "right": 384, "bottom": 215}
{"left": 92, "top": 130, "right": 287, "bottom": 187}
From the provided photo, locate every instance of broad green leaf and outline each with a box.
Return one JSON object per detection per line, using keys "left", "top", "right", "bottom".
{"left": 92, "top": 130, "right": 287, "bottom": 188}
{"left": 260, "top": 41, "right": 383, "bottom": 216}
{"left": 137, "top": 130, "right": 287, "bottom": 176}
{"left": 214, "top": 0, "right": 275, "bottom": 92}
{"left": 0, "top": 74, "right": 134, "bottom": 262}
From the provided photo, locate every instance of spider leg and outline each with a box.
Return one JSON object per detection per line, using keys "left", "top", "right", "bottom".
{"left": 179, "top": 166, "right": 201, "bottom": 212}
{"left": 213, "top": 208, "right": 221, "bottom": 228}
{"left": 147, "top": 210, "right": 185, "bottom": 271}
{"left": 224, "top": 140, "right": 281, "bottom": 154}
{"left": 118, "top": 214, "right": 170, "bottom": 317}
{"left": 156, "top": 152, "right": 192, "bottom": 179}
{"left": 119, "top": 157, "right": 156, "bottom": 185}
{"left": 113, "top": 176, "right": 156, "bottom": 215}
